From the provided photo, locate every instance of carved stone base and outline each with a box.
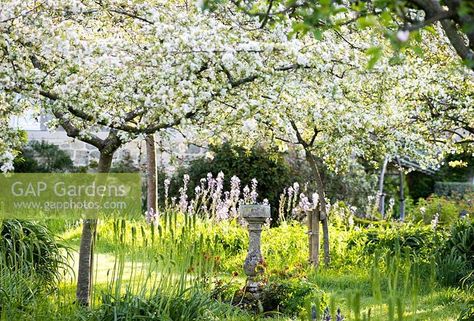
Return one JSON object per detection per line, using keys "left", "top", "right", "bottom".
{"left": 239, "top": 204, "right": 270, "bottom": 295}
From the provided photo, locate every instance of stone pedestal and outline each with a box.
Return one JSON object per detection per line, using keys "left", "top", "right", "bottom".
{"left": 239, "top": 204, "right": 270, "bottom": 293}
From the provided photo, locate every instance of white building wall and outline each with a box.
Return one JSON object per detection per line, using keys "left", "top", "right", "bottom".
{"left": 12, "top": 113, "right": 207, "bottom": 172}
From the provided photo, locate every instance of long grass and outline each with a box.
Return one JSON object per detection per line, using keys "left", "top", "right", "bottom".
{"left": 1, "top": 211, "right": 472, "bottom": 320}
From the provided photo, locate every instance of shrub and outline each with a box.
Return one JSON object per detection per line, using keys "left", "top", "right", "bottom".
{"left": 435, "top": 182, "right": 474, "bottom": 197}
{"left": 260, "top": 278, "right": 321, "bottom": 316}
{"left": 436, "top": 153, "right": 474, "bottom": 183}
{"left": 346, "top": 223, "right": 439, "bottom": 262}
{"left": 231, "top": 278, "right": 322, "bottom": 317}
{"left": 262, "top": 222, "right": 308, "bottom": 276}
{"left": 0, "top": 220, "right": 70, "bottom": 286}
{"left": 13, "top": 141, "right": 73, "bottom": 173}
{"left": 0, "top": 220, "right": 71, "bottom": 317}
{"left": 96, "top": 289, "right": 232, "bottom": 321}
{"left": 170, "top": 143, "right": 294, "bottom": 222}
{"left": 205, "top": 219, "right": 247, "bottom": 256}
{"left": 410, "top": 194, "right": 473, "bottom": 225}
{"left": 437, "top": 219, "right": 474, "bottom": 287}
{"left": 407, "top": 170, "right": 435, "bottom": 201}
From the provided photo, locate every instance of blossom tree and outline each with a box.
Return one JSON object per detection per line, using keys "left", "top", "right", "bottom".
{"left": 2, "top": 0, "right": 470, "bottom": 300}
{"left": 196, "top": 23, "right": 469, "bottom": 266}
{"left": 214, "top": 0, "right": 474, "bottom": 70}
{"left": 411, "top": 66, "right": 474, "bottom": 151}
{"left": 0, "top": 0, "right": 324, "bottom": 304}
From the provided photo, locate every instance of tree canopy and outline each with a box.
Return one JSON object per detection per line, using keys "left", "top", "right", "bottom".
{"left": 208, "top": 0, "right": 474, "bottom": 70}
{"left": 1, "top": 0, "right": 472, "bottom": 171}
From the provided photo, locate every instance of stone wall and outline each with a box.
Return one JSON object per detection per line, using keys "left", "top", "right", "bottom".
{"left": 27, "top": 129, "right": 207, "bottom": 173}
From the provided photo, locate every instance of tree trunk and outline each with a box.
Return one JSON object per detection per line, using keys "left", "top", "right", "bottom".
{"left": 304, "top": 151, "right": 327, "bottom": 219}
{"left": 145, "top": 134, "right": 157, "bottom": 216}
{"left": 309, "top": 207, "right": 320, "bottom": 267}
{"left": 76, "top": 219, "right": 96, "bottom": 306}
{"left": 304, "top": 150, "right": 330, "bottom": 266}
{"left": 76, "top": 151, "right": 113, "bottom": 306}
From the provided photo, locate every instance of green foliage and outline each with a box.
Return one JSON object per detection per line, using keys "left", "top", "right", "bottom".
{"left": 193, "top": 219, "right": 248, "bottom": 273}
{"left": 437, "top": 219, "right": 474, "bottom": 287}
{"left": 458, "top": 305, "right": 474, "bottom": 321}
{"left": 0, "top": 268, "right": 42, "bottom": 313}
{"left": 95, "top": 288, "right": 234, "bottom": 321}
{"left": 0, "top": 220, "right": 70, "bottom": 286}
{"left": 89, "top": 213, "right": 242, "bottom": 321}
{"left": 409, "top": 152, "right": 474, "bottom": 199}
{"left": 170, "top": 143, "right": 294, "bottom": 220}
{"left": 291, "top": 158, "right": 378, "bottom": 215}
{"left": 260, "top": 278, "right": 321, "bottom": 317}
{"left": 89, "top": 215, "right": 247, "bottom": 275}
{"left": 410, "top": 194, "right": 473, "bottom": 225}
{"left": 230, "top": 277, "right": 322, "bottom": 317}
{"left": 110, "top": 153, "right": 140, "bottom": 173}
{"left": 210, "top": 220, "right": 248, "bottom": 257}
{"left": 262, "top": 222, "right": 308, "bottom": 276}
{"left": 435, "top": 182, "right": 474, "bottom": 197}
{"left": 407, "top": 171, "right": 435, "bottom": 201}
{"left": 83, "top": 217, "right": 309, "bottom": 277}
{"left": 347, "top": 223, "right": 439, "bottom": 262}
{"left": 2, "top": 211, "right": 473, "bottom": 320}
{"left": 324, "top": 162, "right": 378, "bottom": 214}
{"left": 0, "top": 220, "right": 71, "bottom": 319}
{"left": 366, "top": 46, "right": 383, "bottom": 69}
{"left": 383, "top": 172, "right": 415, "bottom": 219}
{"left": 436, "top": 153, "right": 474, "bottom": 183}
{"left": 13, "top": 141, "right": 73, "bottom": 173}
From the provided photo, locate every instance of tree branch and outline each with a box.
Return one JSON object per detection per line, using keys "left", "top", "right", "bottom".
{"left": 440, "top": 18, "right": 474, "bottom": 62}
{"left": 289, "top": 120, "right": 308, "bottom": 148}
{"left": 52, "top": 110, "right": 106, "bottom": 149}
{"left": 106, "top": 8, "right": 155, "bottom": 25}
{"left": 402, "top": 9, "right": 454, "bottom": 32}
{"left": 259, "top": 0, "right": 274, "bottom": 29}
{"left": 309, "top": 127, "right": 319, "bottom": 147}
{"left": 0, "top": 3, "right": 43, "bottom": 24}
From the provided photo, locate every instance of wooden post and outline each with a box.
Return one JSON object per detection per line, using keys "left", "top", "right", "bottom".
{"left": 308, "top": 210, "right": 313, "bottom": 264}
{"left": 397, "top": 157, "right": 405, "bottom": 221}
{"left": 378, "top": 156, "right": 389, "bottom": 217}
{"left": 310, "top": 207, "right": 320, "bottom": 267}
{"left": 321, "top": 216, "right": 330, "bottom": 266}
{"left": 145, "top": 134, "right": 157, "bottom": 219}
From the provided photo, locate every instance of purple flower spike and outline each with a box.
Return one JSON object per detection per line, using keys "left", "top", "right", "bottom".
{"left": 322, "top": 307, "right": 331, "bottom": 321}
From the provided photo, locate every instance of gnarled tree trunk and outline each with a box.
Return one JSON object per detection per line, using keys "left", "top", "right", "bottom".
{"left": 287, "top": 121, "right": 330, "bottom": 266}
{"left": 305, "top": 150, "right": 330, "bottom": 266}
